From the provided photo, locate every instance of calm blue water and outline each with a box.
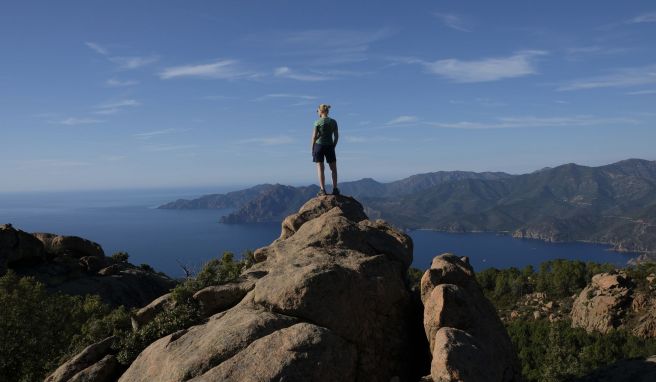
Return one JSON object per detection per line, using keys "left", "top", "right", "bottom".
{"left": 0, "top": 189, "right": 640, "bottom": 277}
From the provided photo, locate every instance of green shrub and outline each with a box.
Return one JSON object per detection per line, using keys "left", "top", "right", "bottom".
{"left": 476, "top": 260, "right": 617, "bottom": 309}
{"left": 171, "top": 251, "right": 252, "bottom": 305}
{"left": 507, "top": 319, "right": 656, "bottom": 382}
{"left": 111, "top": 251, "right": 130, "bottom": 263}
{"left": 115, "top": 250, "right": 255, "bottom": 363}
{"left": 0, "top": 271, "right": 122, "bottom": 382}
{"left": 0, "top": 249, "right": 257, "bottom": 381}
{"left": 114, "top": 302, "right": 201, "bottom": 365}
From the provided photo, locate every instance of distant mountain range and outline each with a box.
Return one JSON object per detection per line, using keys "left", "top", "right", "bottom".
{"left": 159, "top": 159, "right": 656, "bottom": 255}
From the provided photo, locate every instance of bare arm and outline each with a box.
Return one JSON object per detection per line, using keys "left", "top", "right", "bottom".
{"left": 311, "top": 127, "right": 318, "bottom": 151}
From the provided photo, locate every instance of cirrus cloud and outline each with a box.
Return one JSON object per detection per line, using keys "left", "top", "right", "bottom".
{"left": 160, "top": 60, "right": 258, "bottom": 80}
{"left": 558, "top": 64, "right": 656, "bottom": 91}
{"left": 422, "top": 50, "right": 548, "bottom": 83}
{"left": 386, "top": 115, "right": 419, "bottom": 125}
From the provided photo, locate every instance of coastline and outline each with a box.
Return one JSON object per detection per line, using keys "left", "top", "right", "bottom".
{"left": 406, "top": 226, "right": 654, "bottom": 259}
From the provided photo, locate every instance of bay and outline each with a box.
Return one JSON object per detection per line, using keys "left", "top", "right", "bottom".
{"left": 0, "top": 189, "right": 640, "bottom": 277}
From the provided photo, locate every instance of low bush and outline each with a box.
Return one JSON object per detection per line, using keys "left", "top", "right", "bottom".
{"left": 111, "top": 251, "right": 130, "bottom": 263}
{"left": 0, "top": 271, "right": 124, "bottom": 382}
{"left": 507, "top": 319, "right": 656, "bottom": 382}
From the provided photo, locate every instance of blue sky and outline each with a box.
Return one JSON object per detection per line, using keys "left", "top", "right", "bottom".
{"left": 1, "top": 1, "right": 655, "bottom": 192}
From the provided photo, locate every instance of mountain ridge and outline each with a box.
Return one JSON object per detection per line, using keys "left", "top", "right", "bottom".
{"left": 159, "top": 158, "right": 656, "bottom": 255}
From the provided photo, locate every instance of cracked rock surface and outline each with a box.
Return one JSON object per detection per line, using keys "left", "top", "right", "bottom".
{"left": 118, "top": 195, "right": 415, "bottom": 382}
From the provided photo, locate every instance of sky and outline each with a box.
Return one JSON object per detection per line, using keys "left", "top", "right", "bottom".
{"left": 1, "top": 0, "right": 655, "bottom": 192}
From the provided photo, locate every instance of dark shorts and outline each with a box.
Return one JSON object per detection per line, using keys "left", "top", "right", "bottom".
{"left": 312, "top": 144, "right": 336, "bottom": 163}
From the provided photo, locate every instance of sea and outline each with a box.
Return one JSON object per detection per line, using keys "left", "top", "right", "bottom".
{"left": 0, "top": 188, "right": 640, "bottom": 278}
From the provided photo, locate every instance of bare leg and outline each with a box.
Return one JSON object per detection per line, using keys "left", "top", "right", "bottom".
{"left": 317, "top": 162, "right": 326, "bottom": 190}
{"left": 329, "top": 161, "right": 338, "bottom": 190}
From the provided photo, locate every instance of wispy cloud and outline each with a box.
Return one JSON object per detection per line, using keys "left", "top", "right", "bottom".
{"left": 558, "top": 64, "right": 656, "bottom": 91}
{"left": 386, "top": 115, "right": 419, "bottom": 125}
{"left": 85, "top": 41, "right": 158, "bottom": 70}
{"left": 85, "top": 42, "right": 109, "bottom": 55}
{"left": 565, "top": 45, "right": 628, "bottom": 58}
{"left": 433, "top": 12, "right": 472, "bottom": 32}
{"left": 98, "top": 99, "right": 140, "bottom": 109}
{"left": 105, "top": 78, "right": 139, "bottom": 87}
{"left": 629, "top": 12, "right": 656, "bottom": 24}
{"left": 626, "top": 89, "right": 656, "bottom": 95}
{"left": 426, "top": 115, "right": 639, "bottom": 129}
{"left": 133, "top": 128, "right": 190, "bottom": 140}
{"left": 160, "top": 59, "right": 257, "bottom": 80}
{"left": 273, "top": 67, "right": 331, "bottom": 81}
{"left": 142, "top": 144, "right": 199, "bottom": 152}
{"left": 274, "top": 28, "right": 394, "bottom": 65}
{"left": 56, "top": 117, "right": 104, "bottom": 126}
{"left": 418, "top": 50, "right": 548, "bottom": 83}
{"left": 94, "top": 99, "right": 140, "bottom": 115}
{"left": 253, "top": 93, "right": 317, "bottom": 102}
{"left": 109, "top": 56, "right": 158, "bottom": 70}
{"left": 238, "top": 135, "right": 295, "bottom": 145}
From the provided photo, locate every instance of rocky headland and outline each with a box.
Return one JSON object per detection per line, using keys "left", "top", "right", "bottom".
{"left": 49, "top": 196, "right": 521, "bottom": 382}
{"left": 0, "top": 224, "right": 175, "bottom": 308}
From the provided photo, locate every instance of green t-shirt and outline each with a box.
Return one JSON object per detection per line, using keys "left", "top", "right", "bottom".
{"left": 314, "top": 117, "right": 338, "bottom": 145}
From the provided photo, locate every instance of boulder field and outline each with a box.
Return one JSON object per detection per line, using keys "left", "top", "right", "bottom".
{"left": 47, "top": 196, "right": 521, "bottom": 382}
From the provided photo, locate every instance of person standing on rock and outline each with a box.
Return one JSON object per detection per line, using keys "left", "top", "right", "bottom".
{"left": 311, "top": 104, "right": 339, "bottom": 196}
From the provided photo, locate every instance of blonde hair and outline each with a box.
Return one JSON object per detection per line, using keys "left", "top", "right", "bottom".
{"left": 318, "top": 104, "right": 331, "bottom": 114}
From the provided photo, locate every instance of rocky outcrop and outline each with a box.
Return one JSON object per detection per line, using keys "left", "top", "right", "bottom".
{"left": 118, "top": 195, "right": 416, "bottom": 382}
{"left": 67, "top": 355, "right": 119, "bottom": 382}
{"left": 0, "top": 223, "right": 46, "bottom": 274}
{"left": 192, "top": 275, "right": 257, "bottom": 317}
{"left": 569, "top": 271, "right": 656, "bottom": 339}
{"left": 420, "top": 253, "right": 522, "bottom": 382}
{"left": 50, "top": 195, "right": 524, "bottom": 381}
{"left": 33, "top": 232, "right": 104, "bottom": 258}
{"left": 131, "top": 293, "right": 176, "bottom": 330}
{"left": 1, "top": 224, "right": 175, "bottom": 308}
{"left": 571, "top": 272, "right": 633, "bottom": 334}
{"left": 45, "top": 336, "right": 117, "bottom": 382}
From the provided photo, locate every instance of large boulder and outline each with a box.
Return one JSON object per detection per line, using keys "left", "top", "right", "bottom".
{"left": 33, "top": 232, "right": 104, "bottom": 258}
{"left": 44, "top": 266, "right": 176, "bottom": 308}
{"left": 45, "top": 336, "right": 116, "bottom": 382}
{"left": 0, "top": 223, "right": 46, "bottom": 274}
{"left": 192, "top": 275, "right": 257, "bottom": 317}
{"left": 118, "top": 195, "right": 415, "bottom": 382}
{"left": 571, "top": 272, "right": 633, "bottom": 334}
{"left": 188, "top": 323, "right": 357, "bottom": 382}
{"left": 66, "top": 355, "right": 119, "bottom": 382}
{"left": 420, "top": 253, "right": 522, "bottom": 382}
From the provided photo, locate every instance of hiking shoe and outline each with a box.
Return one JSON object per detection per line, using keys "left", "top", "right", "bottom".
{"left": 332, "top": 187, "right": 340, "bottom": 196}
{"left": 317, "top": 189, "right": 327, "bottom": 196}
